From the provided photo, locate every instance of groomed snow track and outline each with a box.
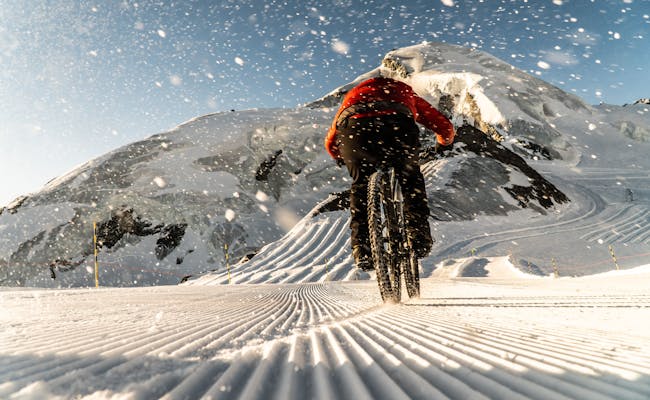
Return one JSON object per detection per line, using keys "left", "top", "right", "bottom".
{"left": 2, "top": 276, "right": 650, "bottom": 399}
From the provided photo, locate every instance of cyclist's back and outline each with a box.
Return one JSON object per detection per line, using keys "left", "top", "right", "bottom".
{"left": 325, "top": 75, "right": 455, "bottom": 271}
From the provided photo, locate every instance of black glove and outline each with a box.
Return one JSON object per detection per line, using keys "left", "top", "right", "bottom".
{"left": 335, "top": 158, "right": 346, "bottom": 168}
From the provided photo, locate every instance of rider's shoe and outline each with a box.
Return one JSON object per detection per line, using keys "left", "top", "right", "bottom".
{"left": 352, "top": 245, "right": 374, "bottom": 271}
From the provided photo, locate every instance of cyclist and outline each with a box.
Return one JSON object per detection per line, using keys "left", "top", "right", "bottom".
{"left": 325, "top": 75, "right": 455, "bottom": 271}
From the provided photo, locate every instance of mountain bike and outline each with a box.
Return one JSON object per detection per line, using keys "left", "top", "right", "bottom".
{"left": 367, "top": 167, "right": 420, "bottom": 303}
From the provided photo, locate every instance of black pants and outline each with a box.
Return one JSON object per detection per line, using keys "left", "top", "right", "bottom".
{"left": 337, "top": 114, "right": 431, "bottom": 251}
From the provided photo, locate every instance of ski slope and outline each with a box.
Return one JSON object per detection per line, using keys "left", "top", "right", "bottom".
{"left": 2, "top": 262, "right": 650, "bottom": 399}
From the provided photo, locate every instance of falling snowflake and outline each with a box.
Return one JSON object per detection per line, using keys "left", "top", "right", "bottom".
{"left": 169, "top": 75, "right": 182, "bottom": 86}
{"left": 153, "top": 177, "right": 167, "bottom": 188}
{"left": 256, "top": 191, "right": 269, "bottom": 202}
{"left": 331, "top": 39, "right": 350, "bottom": 55}
{"left": 225, "top": 209, "right": 236, "bottom": 221}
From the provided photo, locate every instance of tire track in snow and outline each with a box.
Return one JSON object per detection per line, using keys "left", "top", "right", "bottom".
{"left": 428, "top": 171, "right": 605, "bottom": 257}
{"left": 580, "top": 207, "right": 650, "bottom": 245}
{"left": 429, "top": 168, "right": 650, "bottom": 263}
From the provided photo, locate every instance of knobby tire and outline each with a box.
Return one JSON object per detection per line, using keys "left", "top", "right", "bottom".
{"left": 368, "top": 171, "right": 399, "bottom": 303}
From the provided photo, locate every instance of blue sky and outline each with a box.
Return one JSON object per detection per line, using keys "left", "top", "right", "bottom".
{"left": 1, "top": 0, "right": 648, "bottom": 206}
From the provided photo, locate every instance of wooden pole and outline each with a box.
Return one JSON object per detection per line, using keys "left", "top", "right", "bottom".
{"left": 225, "top": 243, "right": 231, "bottom": 284}
{"left": 608, "top": 245, "right": 620, "bottom": 271}
{"left": 93, "top": 221, "right": 99, "bottom": 288}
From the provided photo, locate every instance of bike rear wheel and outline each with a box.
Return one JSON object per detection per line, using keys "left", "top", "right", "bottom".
{"left": 368, "top": 170, "right": 401, "bottom": 303}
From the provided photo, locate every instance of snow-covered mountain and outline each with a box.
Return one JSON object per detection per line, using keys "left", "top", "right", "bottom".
{"left": 1, "top": 42, "right": 649, "bottom": 287}
{"left": 0, "top": 109, "right": 340, "bottom": 286}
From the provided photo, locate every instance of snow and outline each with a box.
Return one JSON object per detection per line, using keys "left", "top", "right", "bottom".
{"left": 587, "top": 263, "right": 650, "bottom": 277}
{"left": 2, "top": 264, "right": 649, "bottom": 399}
{"left": 431, "top": 256, "right": 545, "bottom": 279}
{"left": 411, "top": 71, "right": 506, "bottom": 126}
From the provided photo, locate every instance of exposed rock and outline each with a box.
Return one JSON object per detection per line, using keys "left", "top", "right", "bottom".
{"left": 454, "top": 125, "right": 569, "bottom": 209}
{"left": 2, "top": 195, "right": 29, "bottom": 215}
{"left": 382, "top": 55, "right": 409, "bottom": 78}
{"left": 617, "top": 121, "right": 650, "bottom": 142}
{"left": 155, "top": 224, "right": 188, "bottom": 260}
{"left": 423, "top": 125, "right": 568, "bottom": 221}
{"left": 255, "top": 150, "right": 284, "bottom": 181}
{"left": 511, "top": 138, "right": 553, "bottom": 160}
{"left": 210, "top": 221, "right": 255, "bottom": 264}
{"left": 507, "top": 119, "right": 564, "bottom": 160}
{"left": 96, "top": 206, "right": 163, "bottom": 249}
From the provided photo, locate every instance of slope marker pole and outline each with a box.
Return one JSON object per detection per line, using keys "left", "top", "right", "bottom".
{"left": 224, "top": 243, "right": 231, "bottom": 284}
{"left": 93, "top": 221, "right": 99, "bottom": 288}
{"left": 608, "top": 245, "right": 620, "bottom": 271}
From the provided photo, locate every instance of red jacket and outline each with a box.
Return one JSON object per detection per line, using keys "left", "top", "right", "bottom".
{"left": 324, "top": 77, "right": 455, "bottom": 160}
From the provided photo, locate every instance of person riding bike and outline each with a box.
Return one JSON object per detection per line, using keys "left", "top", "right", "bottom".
{"left": 325, "top": 75, "right": 455, "bottom": 271}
